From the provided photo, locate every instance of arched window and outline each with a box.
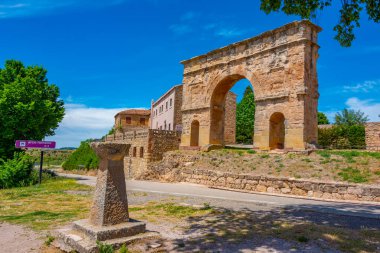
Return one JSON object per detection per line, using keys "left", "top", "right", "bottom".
{"left": 133, "top": 147, "right": 137, "bottom": 157}
{"left": 269, "top": 112, "right": 285, "bottom": 149}
{"left": 140, "top": 147, "right": 144, "bottom": 158}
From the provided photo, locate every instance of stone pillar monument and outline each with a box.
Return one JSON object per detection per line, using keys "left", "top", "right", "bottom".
{"left": 57, "top": 142, "right": 154, "bottom": 253}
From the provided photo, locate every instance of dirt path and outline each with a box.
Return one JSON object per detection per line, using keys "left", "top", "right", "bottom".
{"left": 0, "top": 222, "right": 44, "bottom": 253}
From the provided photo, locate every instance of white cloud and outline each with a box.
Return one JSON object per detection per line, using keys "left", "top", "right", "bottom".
{"left": 45, "top": 104, "right": 147, "bottom": 148}
{"left": 345, "top": 97, "right": 380, "bottom": 122}
{"left": 214, "top": 27, "right": 245, "bottom": 38}
{"left": 343, "top": 80, "right": 379, "bottom": 93}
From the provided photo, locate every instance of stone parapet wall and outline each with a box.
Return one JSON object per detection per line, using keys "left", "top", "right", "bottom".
{"left": 365, "top": 122, "right": 380, "bottom": 151}
{"left": 156, "top": 168, "right": 380, "bottom": 202}
{"left": 105, "top": 129, "right": 181, "bottom": 178}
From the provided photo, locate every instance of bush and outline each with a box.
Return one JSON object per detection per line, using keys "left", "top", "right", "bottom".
{"left": 318, "top": 125, "right": 366, "bottom": 149}
{"left": 0, "top": 153, "right": 35, "bottom": 189}
{"left": 62, "top": 141, "right": 99, "bottom": 171}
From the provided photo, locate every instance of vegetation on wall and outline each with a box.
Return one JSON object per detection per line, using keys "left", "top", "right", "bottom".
{"left": 236, "top": 86, "right": 255, "bottom": 144}
{"left": 62, "top": 141, "right": 99, "bottom": 171}
{"left": 318, "top": 125, "right": 366, "bottom": 149}
{"left": 318, "top": 109, "right": 368, "bottom": 149}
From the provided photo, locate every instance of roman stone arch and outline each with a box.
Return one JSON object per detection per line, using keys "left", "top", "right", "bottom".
{"left": 180, "top": 20, "right": 321, "bottom": 150}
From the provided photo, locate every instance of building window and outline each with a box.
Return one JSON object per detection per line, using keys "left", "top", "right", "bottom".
{"left": 166, "top": 101, "right": 168, "bottom": 110}
{"left": 126, "top": 117, "right": 131, "bottom": 124}
{"left": 133, "top": 147, "right": 137, "bottom": 157}
{"left": 140, "top": 147, "right": 144, "bottom": 158}
{"left": 168, "top": 123, "right": 171, "bottom": 131}
{"left": 140, "top": 118, "right": 145, "bottom": 125}
{"left": 170, "top": 98, "right": 172, "bottom": 107}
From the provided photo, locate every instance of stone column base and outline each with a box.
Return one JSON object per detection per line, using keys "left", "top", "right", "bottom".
{"left": 55, "top": 219, "right": 158, "bottom": 253}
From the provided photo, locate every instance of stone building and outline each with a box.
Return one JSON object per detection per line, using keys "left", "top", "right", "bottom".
{"left": 114, "top": 109, "right": 150, "bottom": 132}
{"left": 151, "top": 85, "right": 183, "bottom": 131}
{"left": 151, "top": 84, "right": 237, "bottom": 145}
{"left": 105, "top": 129, "right": 181, "bottom": 178}
{"left": 179, "top": 20, "right": 321, "bottom": 151}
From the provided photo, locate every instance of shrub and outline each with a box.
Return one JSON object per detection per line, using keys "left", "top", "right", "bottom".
{"left": 62, "top": 141, "right": 99, "bottom": 171}
{"left": 0, "top": 153, "right": 35, "bottom": 189}
{"left": 318, "top": 125, "right": 365, "bottom": 149}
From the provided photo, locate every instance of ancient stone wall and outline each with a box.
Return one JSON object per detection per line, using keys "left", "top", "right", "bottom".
{"left": 105, "top": 129, "right": 181, "bottom": 178}
{"left": 174, "top": 85, "right": 183, "bottom": 130}
{"left": 365, "top": 122, "right": 380, "bottom": 151}
{"left": 180, "top": 20, "right": 321, "bottom": 150}
{"left": 177, "top": 169, "right": 380, "bottom": 202}
{"left": 224, "top": 92, "right": 236, "bottom": 144}
{"left": 142, "top": 153, "right": 380, "bottom": 202}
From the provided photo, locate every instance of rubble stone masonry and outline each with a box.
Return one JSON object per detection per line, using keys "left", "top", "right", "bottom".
{"left": 365, "top": 122, "right": 380, "bottom": 151}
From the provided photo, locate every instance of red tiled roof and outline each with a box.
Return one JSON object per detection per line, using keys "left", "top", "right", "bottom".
{"left": 115, "top": 109, "right": 150, "bottom": 117}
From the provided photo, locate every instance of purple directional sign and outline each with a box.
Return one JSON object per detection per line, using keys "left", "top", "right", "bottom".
{"left": 15, "top": 140, "right": 56, "bottom": 149}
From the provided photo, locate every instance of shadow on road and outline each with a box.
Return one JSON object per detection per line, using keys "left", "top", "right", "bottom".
{"left": 169, "top": 205, "right": 380, "bottom": 252}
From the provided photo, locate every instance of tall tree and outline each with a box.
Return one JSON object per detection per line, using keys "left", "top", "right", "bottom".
{"left": 236, "top": 86, "right": 255, "bottom": 144}
{"left": 0, "top": 60, "right": 65, "bottom": 159}
{"left": 260, "top": 0, "right": 380, "bottom": 47}
{"left": 318, "top": 112, "right": 330, "bottom": 124}
{"left": 335, "top": 108, "right": 369, "bottom": 126}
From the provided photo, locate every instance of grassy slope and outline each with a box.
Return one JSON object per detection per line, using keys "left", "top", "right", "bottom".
{"left": 178, "top": 149, "right": 380, "bottom": 184}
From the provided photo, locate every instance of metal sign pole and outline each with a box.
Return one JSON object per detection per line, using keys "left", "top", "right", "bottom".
{"left": 39, "top": 150, "right": 44, "bottom": 184}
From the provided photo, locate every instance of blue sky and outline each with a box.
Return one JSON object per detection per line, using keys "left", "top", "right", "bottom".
{"left": 1, "top": 0, "right": 379, "bottom": 147}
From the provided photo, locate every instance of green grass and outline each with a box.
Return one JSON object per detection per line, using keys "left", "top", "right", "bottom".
{"left": 338, "top": 167, "right": 371, "bottom": 183}
{"left": 129, "top": 202, "right": 212, "bottom": 223}
{"left": 316, "top": 150, "right": 331, "bottom": 159}
{"left": 301, "top": 158, "right": 312, "bottom": 163}
{"left": 317, "top": 150, "right": 380, "bottom": 160}
{"left": 260, "top": 154, "right": 270, "bottom": 159}
{"left": 0, "top": 177, "right": 92, "bottom": 230}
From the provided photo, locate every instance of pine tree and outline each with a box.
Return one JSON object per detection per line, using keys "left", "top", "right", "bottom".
{"left": 236, "top": 86, "right": 255, "bottom": 144}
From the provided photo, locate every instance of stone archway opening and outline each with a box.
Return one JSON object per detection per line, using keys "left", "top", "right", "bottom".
{"left": 210, "top": 75, "right": 255, "bottom": 146}
{"left": 190, "top": 120, "right": 200, "bottom": 146}
{"left": 269, "top": 112, "right": 285, "bottom": 150}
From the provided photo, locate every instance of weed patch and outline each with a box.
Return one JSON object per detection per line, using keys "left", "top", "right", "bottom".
{"left": 338, "top": 167, "right": 370, "bottom": 183}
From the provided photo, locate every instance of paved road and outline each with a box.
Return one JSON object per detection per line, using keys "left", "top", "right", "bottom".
{"left": 60, "top": 173, "right": 380, "bottom": 220}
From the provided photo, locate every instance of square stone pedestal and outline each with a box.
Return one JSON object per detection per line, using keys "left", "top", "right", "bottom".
{"left": 56, "top": 143, "right": 159, "bottom": 252}
{"left": 56, "top": 219, "right": 158, "bottom": 253}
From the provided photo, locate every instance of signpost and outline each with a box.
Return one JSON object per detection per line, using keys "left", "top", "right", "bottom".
{"left": 15, "top": 140, "right": 56, "bottom": 184}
